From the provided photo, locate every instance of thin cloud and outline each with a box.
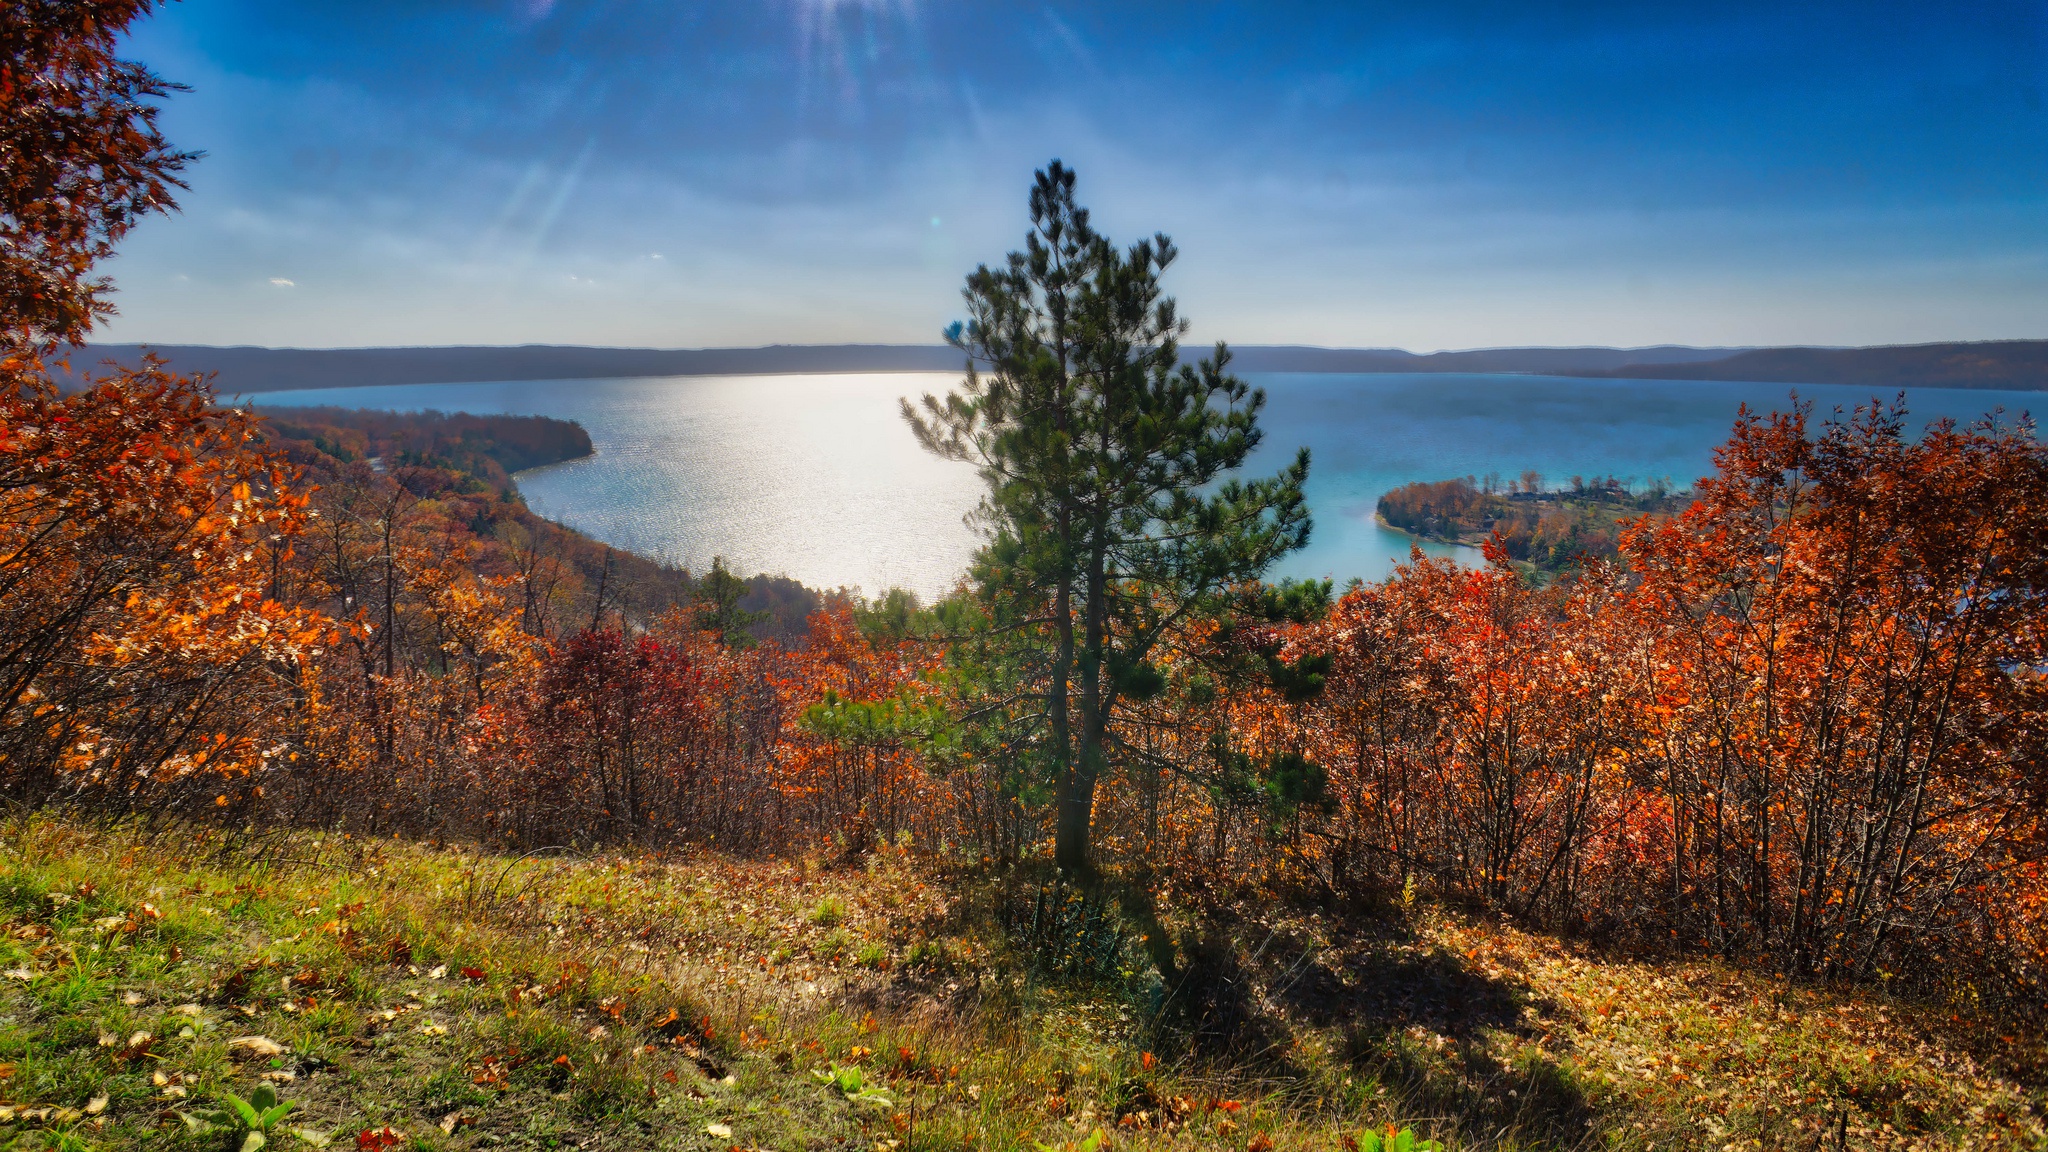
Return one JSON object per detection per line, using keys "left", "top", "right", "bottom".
{"left": 1040, "top": 7, "right": 1097, "bottom": 75}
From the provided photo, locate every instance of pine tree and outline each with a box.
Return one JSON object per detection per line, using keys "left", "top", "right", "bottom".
{"left": 905, "top": 161, "right": 1312, "bottom": 870}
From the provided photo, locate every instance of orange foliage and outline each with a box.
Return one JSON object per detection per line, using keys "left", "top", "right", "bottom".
{"left": 771, "top": 608, "right": 948, "bottom": 847}
{"left": 1110, "top": 398, "right": 2046, "bottom": 992}
{"left": 1620, "top": 399, "right": 2048, "bottom": 979}
{"left": 0, "top": 361, "right": 328, "bottom": 804}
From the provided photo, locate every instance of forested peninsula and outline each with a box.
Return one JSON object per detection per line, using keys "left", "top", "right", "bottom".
{"left": 1377, "top": 475, "right": 1693, "bottom": 577}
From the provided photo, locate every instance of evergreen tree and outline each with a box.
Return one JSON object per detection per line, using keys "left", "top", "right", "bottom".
{"left": 693, "top": 556, "right": 767, "bottom": 647}
{"left": 905, "top": 161, "right": 1312, "bottom": 870}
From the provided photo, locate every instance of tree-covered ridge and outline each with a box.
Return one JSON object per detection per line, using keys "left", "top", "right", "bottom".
{"left": 266, "top": 407, "right": 822, "bottom": 647}
{"left": 1591, "top": 339, "right": 2048, "bottom": 391}
{"left": 1376, "top": 474, "right": 1692, "bottom": 576}
{"left": 260, "top": 407, "right": 593, "bottom": 494}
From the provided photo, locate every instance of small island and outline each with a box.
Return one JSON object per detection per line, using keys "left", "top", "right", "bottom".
{"left": 1378, "top": 471, "right": 1693, "bottom": 577}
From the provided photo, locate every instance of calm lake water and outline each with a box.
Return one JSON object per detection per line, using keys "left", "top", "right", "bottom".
{"left": 244, "top": 372, "right": 2040, "bottom": 601}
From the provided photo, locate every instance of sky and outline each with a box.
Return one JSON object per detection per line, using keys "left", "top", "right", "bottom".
{"left": 98, "top": 0, "right": 2048, "bottom": 351}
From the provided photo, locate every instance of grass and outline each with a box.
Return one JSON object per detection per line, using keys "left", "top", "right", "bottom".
{"left": 0, "top": 815, "right": 2039, "bottom": 1152}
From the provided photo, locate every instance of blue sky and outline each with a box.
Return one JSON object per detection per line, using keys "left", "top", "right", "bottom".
{"left": 100, "top": 1, "right": 2048, "bottom": 350}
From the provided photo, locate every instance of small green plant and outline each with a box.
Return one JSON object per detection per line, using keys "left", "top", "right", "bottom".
{"left": 1351, "top": 1126, "right": 1441, "bottom": 1152}
{"left": 816, "top": 926, "right": 851, "bottom": 960}
{"left": 808, "top": 896, "right": 846, "bottom": 927}
{"left": 812, "top": 1063, "right": 894, "bottom": 1108}
{"left": 181, "top": 1083, "right": 333, "bottom": 1151}
{"left": 855, "top": 940, "right": 889, "bottom": 969}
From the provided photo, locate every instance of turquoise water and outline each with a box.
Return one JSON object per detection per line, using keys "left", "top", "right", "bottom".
{"left": 243, "top": 372, "right": 2040, "bottom": 600}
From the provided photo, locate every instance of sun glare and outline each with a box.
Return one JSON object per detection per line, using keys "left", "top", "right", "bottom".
{"left": 789, "top": 0, "right": 924, "bottom": 113}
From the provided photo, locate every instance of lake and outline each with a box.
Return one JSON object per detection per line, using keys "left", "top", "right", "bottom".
{"left": 243, "top": 372, "right": 2040, "bottom": 601}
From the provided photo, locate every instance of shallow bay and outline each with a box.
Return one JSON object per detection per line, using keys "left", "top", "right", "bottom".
{"left": 246, "top": 371, "right": 2039, "bottom": 600}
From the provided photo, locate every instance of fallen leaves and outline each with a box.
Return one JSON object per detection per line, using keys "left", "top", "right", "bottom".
{"left": 0, "top": 1105, "right": 86, "bottom": 1124}
{"left": 111, "top": 1029, "right": 155, "bottom": 1063}
{"left": 228, "top": 1034, "right": 285, "bottom": 1057}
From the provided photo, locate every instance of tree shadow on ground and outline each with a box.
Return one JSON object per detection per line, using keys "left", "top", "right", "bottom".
{"left": 1182, "top": 901, "right": 1598, "bottom": 1149}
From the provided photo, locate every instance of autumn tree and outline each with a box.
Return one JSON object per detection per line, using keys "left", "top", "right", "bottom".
{"left": 0, "top": 2, "right": 337, "bottom": 812}
{"left": 0, "top": 361, "right": 327, "bottom": 806}
{"left": 906, "top": 161, "right": 1312, "bottom": 870}
{"left": 1623, "top": 398, "right": 2048, "bottom": 978}
{"left": 2, "top": 0, "right": 194, "bottom": 355}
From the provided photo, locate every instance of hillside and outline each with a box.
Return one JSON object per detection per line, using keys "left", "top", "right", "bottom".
{"left": 69, "top": 345, "right": 968, "bottom": 394}
{"left": 2, "top": 818, "right": 2040, "bottom": 1151}
{"left": 75, "top": 341, "right": 2048, "bottom": 395}
{"left": 256, "top": 406, "right": 826, "bottom": 646}
{"left": 1594, "top": 341, "right": 2048, "bottom": 391}
{"left": 73, "top": 342, "right": 2048, "bottom": 395}
{"left": 68, "top": 344, "right": 1751, "bottom": 394}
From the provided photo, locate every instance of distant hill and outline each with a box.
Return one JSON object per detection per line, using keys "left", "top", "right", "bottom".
{"left": 59, "top": 339, "right": 2046, "bottom": 393}
{"left": 65, "top": 341, "right": 1753, "bottom": 394}
{"left": 1593, "top": 341, "right": 2048, "bottom": 391}
{"left": 62, "top": 343, "right": 966, "bottom": 394}
{"left": 1225, "top": 344, "right": 1751, "bottom": 374}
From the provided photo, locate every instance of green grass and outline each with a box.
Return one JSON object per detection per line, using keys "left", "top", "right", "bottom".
{"left": 0, "top": 816, "right": 2038, "bottom": 1152}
